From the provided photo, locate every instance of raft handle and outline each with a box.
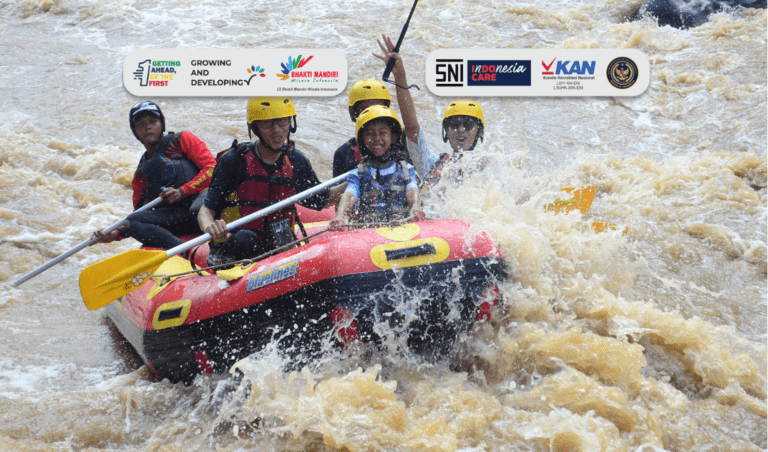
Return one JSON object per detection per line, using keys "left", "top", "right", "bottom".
{"left": 157, "top": 307, "right": 184, "bottom": 322}
{"left": 385, "top": 243, "right": 436, "bottom": 261}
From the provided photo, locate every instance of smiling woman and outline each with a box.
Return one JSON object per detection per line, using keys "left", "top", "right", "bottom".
{"left": 331, "top": 105, "right": 424, "bottom": 228}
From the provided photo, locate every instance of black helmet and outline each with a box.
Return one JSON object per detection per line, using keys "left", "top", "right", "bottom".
{"left": 129, "top": 101, "right": 165, "bottom": 140}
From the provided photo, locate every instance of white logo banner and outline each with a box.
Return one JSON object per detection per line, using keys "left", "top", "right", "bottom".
{"left": 123, "top": 49, "right": 347, "bottom": 97}
{"left": 426, "top": 49, "right": 649, "bottom": 97}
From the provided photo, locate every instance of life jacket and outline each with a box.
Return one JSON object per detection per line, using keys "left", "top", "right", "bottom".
{"left": 220, "top": 142, "right": 297, "bottom": 233}
{"left": 137, "top": 131, "right": 200, "bottom": 206}
{"left": 348, "top": 138, "right": 363, "bottom": 164}
{"left": 424, "top": 153, "right": 453, "bottom": 189}
{"left": 354, "top": 159, "right": 412, "bottom": 223}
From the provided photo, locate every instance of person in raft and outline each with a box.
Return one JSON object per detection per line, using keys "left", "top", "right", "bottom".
{"left": 198, "top": 96, "right": 343, "bottom": 265}
{"left": 373, "top": 35, "right": 485, "bottom": 189}
{"left": 329, "top": 105, "right": 425, "bottom": 229}
{"left": 93, "top": 101, "right": 216, "bottom": 253}
{"left": 332, "top": 78, "right": 394, "bottom": 178}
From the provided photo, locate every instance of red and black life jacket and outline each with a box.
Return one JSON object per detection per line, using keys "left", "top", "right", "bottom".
{"left": 348, "top": 138, "right": 363, "bottom": 164}
{"left": 424, "top": 153, "right": 453, "bottom": 189}
{"left": 220, "top": 142, "right": 297, "bottom": 231}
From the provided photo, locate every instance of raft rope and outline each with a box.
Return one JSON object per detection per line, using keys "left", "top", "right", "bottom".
{"left": 154, "top": 229, "right": 329, "bottom": 284}
{"left": 153, "top": 216, "right": 424, "bottom": 284}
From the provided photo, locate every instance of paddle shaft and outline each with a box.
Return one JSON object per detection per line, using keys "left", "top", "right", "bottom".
{"left": 163, "top": 170, "right": 355, "bottom": 260}
{"left": 382, "top": 0, "right": 419, "bottom": 82}
{"left": 12, "top": 196, "right": 164, "bottom": 287}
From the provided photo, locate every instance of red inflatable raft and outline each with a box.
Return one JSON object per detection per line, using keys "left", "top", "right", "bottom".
{"left": 104, "top": 207, "right": 506, "bottom": 384}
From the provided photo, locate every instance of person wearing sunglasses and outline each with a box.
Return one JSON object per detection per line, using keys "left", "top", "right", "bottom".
{"left": 421, "top": 99, "right": 486, "bottom": 190}
{"left": 93, "top": 101, "right": 216, "bottom": 252}
{"left": 329, "top": 105, "right": 424, "bottom": 229}
{"left": 198, "top": 97, "right": 338, "bottom": 265}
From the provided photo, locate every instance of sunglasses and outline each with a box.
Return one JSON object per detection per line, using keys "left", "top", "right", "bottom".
{"left": 445, "top": 117, "right": 479, "bottom": 131}
{"left": 257, "top": 117, "right": 291, "bottom": 129}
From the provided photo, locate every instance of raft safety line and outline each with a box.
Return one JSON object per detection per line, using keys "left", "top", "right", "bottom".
{"left": 154, "top": 228, "right": 330, "bottom": 284}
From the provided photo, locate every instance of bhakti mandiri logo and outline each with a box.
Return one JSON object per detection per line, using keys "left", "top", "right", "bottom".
{"left": 277, "top": 55, "right": 314, "bottom": 81}
{"left": 276, "top": 54, "right": 340, "bottom": 85}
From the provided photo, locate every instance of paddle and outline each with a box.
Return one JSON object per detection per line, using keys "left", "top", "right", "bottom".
{"left": 382, "top": 0, "right": 419, "bottom": 82}
{"left": 541, "top": 186, "right": 628, "bottom": 235}
{"left": 79, "top": 170, "right": 354, "bottom": 310}
{"left": 543, "top": 185, "right": 595, "bottom": 215}
{"left": 591, "top": 221, "right": 629, "bottom": 235}
{"left": 12, "top": 196, "right": 164, "bottom": 288}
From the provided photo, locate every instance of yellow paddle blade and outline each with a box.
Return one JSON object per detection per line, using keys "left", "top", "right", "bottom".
{"left": 79, "top": 249, "right": 169, "bottom": 310}
{"left": 591, "top": 221, "right": 629, "bottom": 236}
{"left": 544, "top": 185, "right": 596, "bottom": 215}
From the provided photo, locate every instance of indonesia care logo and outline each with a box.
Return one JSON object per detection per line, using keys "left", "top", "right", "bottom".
{"left": 276, "top": 54, "right": 339, "bottom": 83}
{"left": 133, "top": 59, "right": 179, "bottom": 87}
{"left": 467, "top": 60, "right": 531, "bottom": 86}
{"left": 606, "top": 57, "right": 639, "bottom": 89}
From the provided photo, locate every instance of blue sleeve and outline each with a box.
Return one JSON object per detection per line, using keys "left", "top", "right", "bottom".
{"left": 344, "top": 168, "right": 362, "bottom": 200}
{"left": 406, "top": 164, "right": 418, "bottom": 192}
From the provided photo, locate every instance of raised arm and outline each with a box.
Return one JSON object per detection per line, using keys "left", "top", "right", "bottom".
{"left": 374, "top": 34, "right": 420, "bottom": 143}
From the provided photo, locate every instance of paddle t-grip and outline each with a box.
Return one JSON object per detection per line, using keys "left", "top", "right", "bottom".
{"left": 381, "top": 0, "right": 418, "bottom": 83}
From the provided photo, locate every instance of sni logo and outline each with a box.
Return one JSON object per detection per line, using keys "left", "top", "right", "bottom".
{"left": 435, "top": 59, "right": 464, "bottom": 87}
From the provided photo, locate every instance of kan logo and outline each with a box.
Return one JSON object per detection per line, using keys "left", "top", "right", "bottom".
{"left": 542, "top": 58, "right": 596, "bottom": 75}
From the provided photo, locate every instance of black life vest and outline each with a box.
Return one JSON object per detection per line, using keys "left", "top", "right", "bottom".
{"left": 138, "top": 131, "right": 200, "bottom": 205}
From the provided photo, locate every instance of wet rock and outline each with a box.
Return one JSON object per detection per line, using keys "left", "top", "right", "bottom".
{"left": 633, "top": 0, "right": 767, "bottom": 29}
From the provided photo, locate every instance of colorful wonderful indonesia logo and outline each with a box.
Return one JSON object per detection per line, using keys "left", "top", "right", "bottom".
{"left": 246, "top": 65, "right": 265, "bottom": 84}
{"left": 277, "top": 55, "right": 314, "bottom": 81}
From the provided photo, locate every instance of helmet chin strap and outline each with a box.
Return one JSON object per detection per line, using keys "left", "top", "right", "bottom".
{"left": 258, "top": 138, "right": 285, "bottom": 154}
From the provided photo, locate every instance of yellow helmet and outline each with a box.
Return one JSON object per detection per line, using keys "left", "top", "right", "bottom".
{"left": 247, "top": 97, "right": 296, "bottom": 123}
{"left": 442, "top": 98, "right": 484, "bottom": 124}
{"left": 442, "top": 99, "right": 485, "bottom": 151}
{"left": 348, "top": 79, "right": 391, "bottom": 121}
{"left": 246, "top": 97, "right": 297, "bottom": 139}
{"left": 355, "top": 105, "right": 402, "bottom": 144}
{"left": 349, "top": 79, "right": 391, "bottom": 106}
